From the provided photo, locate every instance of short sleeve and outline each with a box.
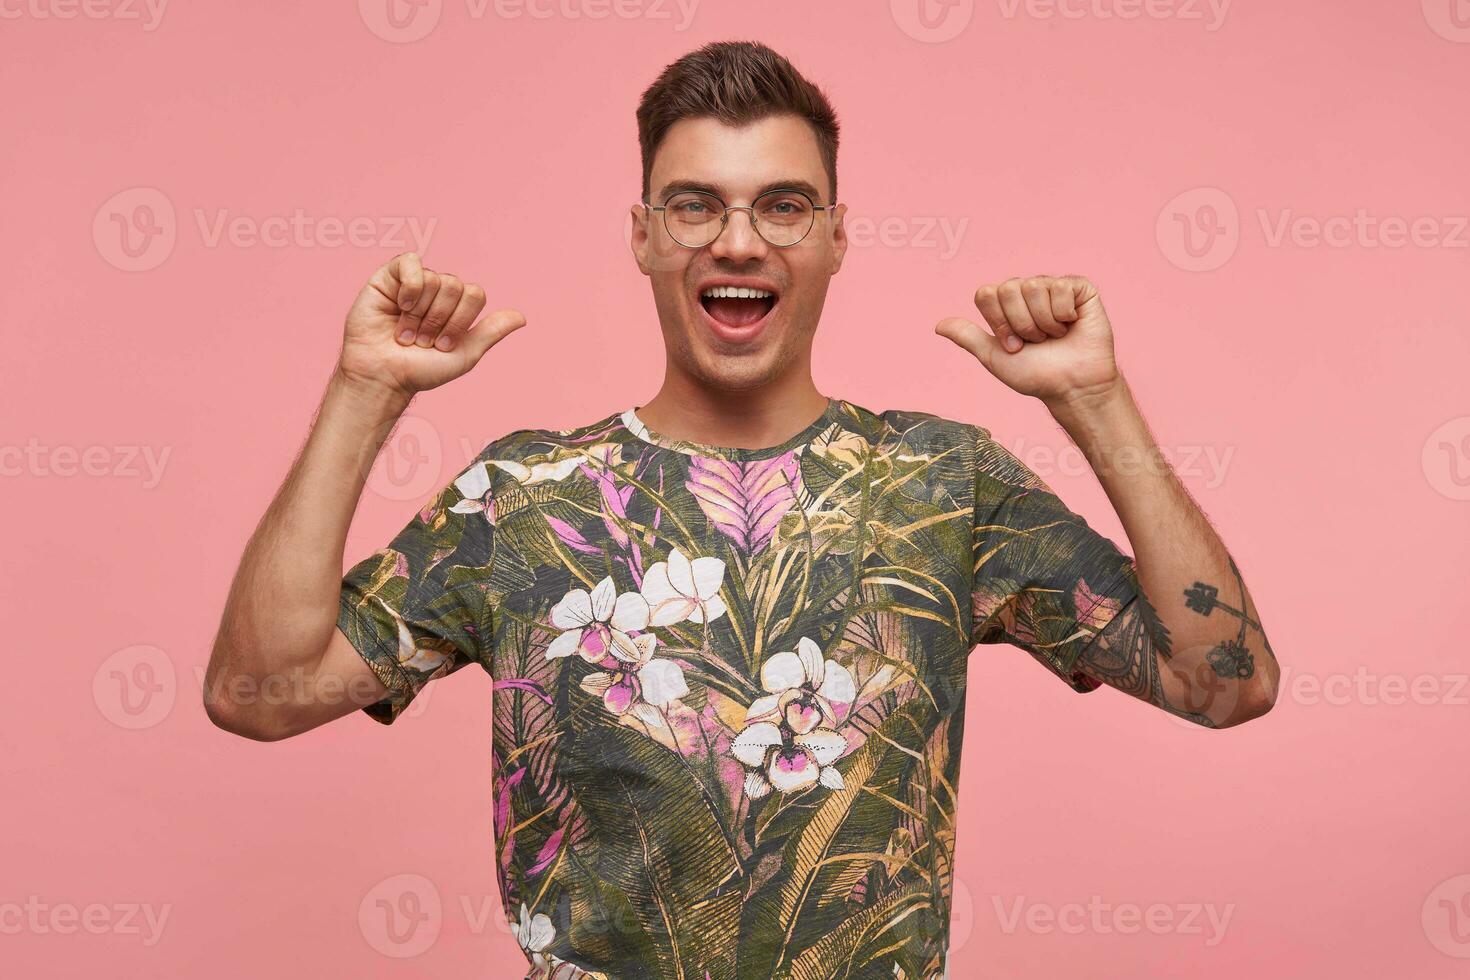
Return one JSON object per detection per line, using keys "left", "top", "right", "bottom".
{"left": 969, "top": 426, "right": 1141, "bottom": 692}
{"left": 337, "top": 455, "right": 499, "bottom": 724}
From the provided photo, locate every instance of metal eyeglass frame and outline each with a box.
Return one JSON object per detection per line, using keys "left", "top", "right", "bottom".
{"left": 640, "top": 188, "right": 839, "bottom": 248}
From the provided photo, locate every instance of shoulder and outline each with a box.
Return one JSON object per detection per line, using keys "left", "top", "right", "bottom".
{"left": 453, "top": 410, "right": 624, "bottom": 489}
{"left": 837, "top": 399, "right": 976, "bottom": 454}
{"left": 475, "top": 409, "right": 625, "bottom": 463}
{"left": 843, "top": 400, "right": 1047, "bottom": 494}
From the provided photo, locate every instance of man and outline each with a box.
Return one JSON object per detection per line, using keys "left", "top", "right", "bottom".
{"left": 205, "top": 41, "right": 1278, "bottom": 980}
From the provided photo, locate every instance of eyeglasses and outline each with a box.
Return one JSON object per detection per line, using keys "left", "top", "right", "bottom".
{"left": 641, "top": 188, "right": 838, "bottom": 248}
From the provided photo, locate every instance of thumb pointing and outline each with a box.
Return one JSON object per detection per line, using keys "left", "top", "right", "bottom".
{"left": 935, "top": 317, "right": 1001, "bottom": 374}
{"left": 460, "top": 308, "right": 527, "bottom": 366}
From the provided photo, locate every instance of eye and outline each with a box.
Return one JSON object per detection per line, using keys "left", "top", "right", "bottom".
{"left": 759, "top": 195, "right": 812, "bottom": 217}
{"left": 667, "top": 195, "right": 723, "bottom": 219}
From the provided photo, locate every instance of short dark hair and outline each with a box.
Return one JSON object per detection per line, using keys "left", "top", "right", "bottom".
{"left": 636, "top": 41, "right": 840, "bottom": 202}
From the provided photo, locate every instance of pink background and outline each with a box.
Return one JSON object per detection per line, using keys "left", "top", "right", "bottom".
{"left": 5, "top": 1, "right": 1469, "bottom": 976}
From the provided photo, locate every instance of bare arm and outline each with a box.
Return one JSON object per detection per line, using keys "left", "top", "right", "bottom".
{"left": 1050, "top": 377, "right": 1279, "bottom": 728}
{"left": 203, "top": 252, "right": 524, "bottom": 740}
{"left": 940, "top": 274, "right": 1279, "bottom": 728}
{"left": 203, "top": 374, "right": 405, "bottom": 740}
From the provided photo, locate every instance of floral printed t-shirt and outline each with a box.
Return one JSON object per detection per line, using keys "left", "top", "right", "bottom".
{"left": 336, "top": 394, "right": 1141, "bottom": 980}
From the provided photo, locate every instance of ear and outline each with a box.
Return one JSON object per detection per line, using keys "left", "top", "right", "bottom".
{"left": 827, "top": 202, "right": 849, "bottom": 276}
{"left": 629, "top": 202, "right": 653, "bottom": 277}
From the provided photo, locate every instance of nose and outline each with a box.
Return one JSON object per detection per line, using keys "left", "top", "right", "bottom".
{"left": 708, "top": 207, "right": 769, "bottom": 262}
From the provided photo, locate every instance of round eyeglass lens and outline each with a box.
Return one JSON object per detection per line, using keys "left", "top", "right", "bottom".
{"left": 660, "top": 190, "right": 817, "bottom": 247}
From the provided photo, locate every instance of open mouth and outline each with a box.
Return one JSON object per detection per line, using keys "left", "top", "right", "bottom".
{"left": 699, "top": 285, "right": 777, "bottom": 330}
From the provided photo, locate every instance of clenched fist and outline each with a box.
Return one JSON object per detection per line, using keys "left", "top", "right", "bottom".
{"left": 935, "top": 275, "right": 1121, "bottom": 406}
{"left": 337, "top": 252, "right": 526, "bottom": 399}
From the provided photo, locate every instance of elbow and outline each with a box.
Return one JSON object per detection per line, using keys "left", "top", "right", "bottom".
{"left": 203, "top": 643, "right": 296, "bottom": 742}
{"left": 204, "top": 631, "right": 310, "bottom": 740}
{"left": 1222, "top": 690, "right": 1275, "bottom": 728}
{"left": 203, "top": 689, "right": 293, "bottom": 742}
{"left": 1211, "top": 677, "right": 1279, "bottom": 729}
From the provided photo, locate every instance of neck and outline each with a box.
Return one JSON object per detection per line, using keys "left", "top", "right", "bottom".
{"left": 635, "top": 379, "right": 828, "bottom": 451}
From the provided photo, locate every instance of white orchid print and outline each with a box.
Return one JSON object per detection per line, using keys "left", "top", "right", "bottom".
{"left": 491, "top": 453, "right": 584, "bottom": 485}
{"left": 546, "top": 574, "right": 651, "bottom": 664}
{"left": 731, "top": 718, "right": 847, "bottom": 798}
{"left": 450, "top": 452, "right": 586, "bottom": 520}
{"left": 375, "top": 595, "right": 454, "bottom": 676}
{"left": 730, "top": 637, "right": 857, "bottom": 797}
{"left": 516, "top": 902, "right": 555, "bottom": 971}
{"left": 449, "top": 460, "right": 496, "bottom": 518}
{"left": 516, "top": 901, "right": 610, "bottom": 980}
{"left": 578, "top": 636, "right": 689, "bottom": 719}
{"left": 545, "top": 575, "right": 689, "bottom": 722}
{"left": 640, "top": 545, "right": 728, "bottom": 626}
{"left": 746, "top": 636, "right": 856, "bottom": 732}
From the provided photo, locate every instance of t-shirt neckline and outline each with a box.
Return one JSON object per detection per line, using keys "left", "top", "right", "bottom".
{"left": 619, "top": 396, "right": 842, "bottom": 461}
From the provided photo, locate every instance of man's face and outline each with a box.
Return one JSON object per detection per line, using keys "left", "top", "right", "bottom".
{"left": 630, "top": 114, "right": 847, "bottom": 392}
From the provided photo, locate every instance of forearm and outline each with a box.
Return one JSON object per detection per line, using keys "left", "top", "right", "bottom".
{"left": 204, "top": 371, "right": 410, "bottom": 720}
{"left": 1044, "top": 375, "right": 1280, "bottom": 726}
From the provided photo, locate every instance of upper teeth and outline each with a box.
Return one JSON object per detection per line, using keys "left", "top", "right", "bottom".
{"left": 702, "top": 286, "right": 773, "bottom": 299}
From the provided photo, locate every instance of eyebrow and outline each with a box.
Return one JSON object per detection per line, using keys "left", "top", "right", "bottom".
{"left": 654, "top": 178, "right": 829, "bottom": 203}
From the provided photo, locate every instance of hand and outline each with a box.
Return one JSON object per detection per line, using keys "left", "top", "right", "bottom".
{"left": 935, "top": 275, "right": 1122, "bottom": 408}
{"left": 337, "top": 252, "right": 526, "bottom": 399}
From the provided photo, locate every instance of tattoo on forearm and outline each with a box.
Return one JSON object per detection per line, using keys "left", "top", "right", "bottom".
{"left": 1077, "top": 594, "right": 1217, "bottom": 728}
{"left": 1182, "top": 556, "right": 1256, "bottom": 680}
